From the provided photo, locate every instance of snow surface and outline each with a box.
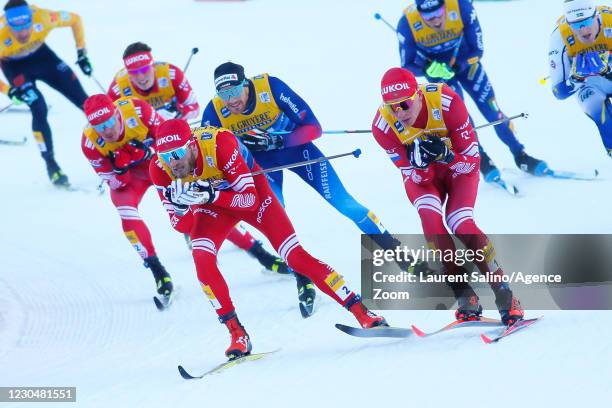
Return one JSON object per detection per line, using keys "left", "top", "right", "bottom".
{"left": 1, "top": 0, "right": 611, "bottom": 407}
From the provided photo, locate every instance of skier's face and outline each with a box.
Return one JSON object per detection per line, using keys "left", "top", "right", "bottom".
{"left": 167, "top": 144, "right": 197, "bottom": 179}
{"left": 390, "top": 92, "right": 422, "bottom": 128}
{"left": 222, "top": 84, "right": 249, "bottom": 115}
{"left": 128, "top": 65, "right": 156, "bottom": 91}
{"left": 94, "top": 111, "right": 123, "bottom": 143}
{"left": 569, "top": 14, "right": 600, "bottom": 44}
{"left": 421, "top": 7, "right": 446, "bottom": 31}
{"left": 10, "top": 25, "right": 32, "bottom": 44}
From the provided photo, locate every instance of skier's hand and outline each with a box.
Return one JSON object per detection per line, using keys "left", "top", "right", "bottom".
{"left": 425, "top": 61, "right": 455, "bottom": 80}
{"left": 8, "top": 82, "right": 38, "bottom": 106}
{"left": 77, "top": 48, "right": 93, "bottom": 76}
{"left": 408, "top": 136, "right": 454, "bottom": 168}
{"left": 241, "top": 129, "right": 284, "bottom": 152}
{"left": 169, "top": 179, "right": 216, "bottom": 206}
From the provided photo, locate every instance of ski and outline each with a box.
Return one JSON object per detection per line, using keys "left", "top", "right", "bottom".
{"left": 504, "top": 167, "right": 599, "bottom": 181}
{"left": 489, "top": 177, "right": 520, "bottom": 196}
{"left": 335, "top": 323, "right": 413, "bottom": 338}
{"left": 411, "top": 316, "right": 503, "bottom": 338}
{"left": 0, "top": 137, "right": 27, "bottom": 146}
{"left": 153, "top": 286, "right": 179, "bottom": 311}
{"left": 480, "top": 316, "right": 542, "bottom": 344}
{"left": 178, "top": 349, "right": 280, "bottom": 380}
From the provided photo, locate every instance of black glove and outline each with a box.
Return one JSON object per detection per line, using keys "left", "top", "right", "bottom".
{"left": 241, "top": 130, "right": 284, "bottom": 152}
{"left": 76, "top": 48, "right": 93, "bottom": 76}
{"left": 8, "top": 82, "right": 38, "bottom": 105}
{"left": 408, "top": 136, "right": 454, "bottom": 169}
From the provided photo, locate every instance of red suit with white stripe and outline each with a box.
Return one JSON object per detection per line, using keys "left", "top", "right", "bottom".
{"left": 372, "top": 70, "right": 500, "bottom": 277}
{"left": 81, "top": 96, "right": 163, "bottom": 260}
{"left": 149, "top": 120, "right": 386, "bottom": 356}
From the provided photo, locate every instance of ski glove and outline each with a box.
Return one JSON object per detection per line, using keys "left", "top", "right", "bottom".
{"left": 408, "top": 136, "right": 454, "bottom": 169}
{"left": 425, "top": 61, "right": 455, "bottom": 80}
{"left": 8, "top": 82, "right": 38, "bottom": 106}
{"left": 241, "top": 129, "right": 284, "bottom": 152}
{"left": 169, "top": 179, "right": 216, "bottom": 206}
{"left": 76, "top": 48, "right": 93, "bottom": 76}
{"left": 108, "top": 139, "right": 155, "bottom": 174}
{"left": 572, "top": 51, "right": 608, "bottom": 79}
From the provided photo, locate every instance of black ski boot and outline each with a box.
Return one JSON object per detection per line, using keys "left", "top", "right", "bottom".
{"left": 494, "top": 287, "right": 524, "bottom": 326}
{"left": 248, "top": 240, "right": 289, "bottom": 274}
{"left": 295, "top": 273, "right": 316, "bottom": 318}
{"left": 45, "top": 157, "right": 70, "bottom": 188}
{"left": 480, "top": 150, "right": 501, "bottom": 183}
{"left": 455, "top": 294, "right": 483, "bottom": 321}
{"left": 145, "top": 255, "right": 173, "bottom": 297}
{"left": 514, "top": 150, "right": 549, "bottom": 176}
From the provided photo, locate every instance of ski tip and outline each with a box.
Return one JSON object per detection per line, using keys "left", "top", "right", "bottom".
{"left": 410, "top": 324, "right": 427, "bottom": 338}
{"left": 178, "top": 365, "right": 195, "bottom": 380}
{"left": 480, "top": 333, "right": 494, "bottom": 344}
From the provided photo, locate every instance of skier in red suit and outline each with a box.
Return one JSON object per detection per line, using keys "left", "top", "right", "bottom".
{"left": 149, "top": 119, "right": 388, "bottom": 359}
{"left": 371, "top": 67, "right": 524, "bottom": 326}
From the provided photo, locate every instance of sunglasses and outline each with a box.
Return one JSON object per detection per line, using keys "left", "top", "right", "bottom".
{"left": 421, "top": 6, "right": 445, "bottom": 22}
{"left": 93, "top": 115, "right": 117, "bottom": 132}
{"left": 6, "top": 6, "right": 32, "bottom": 32}
{"left": 128, "top": 64, "right": 153, "bottom": 76}
{"left": 217, "top": 80, "right": 247, "bottom": 101}
{"left": 159, "top": 145, "right": 189, "bottom": 165}
{"left": 568, "top": 13, "right": 597, "bottom": 30}
{"left": 387, "top": 91, "right": 420, "bottom": 112}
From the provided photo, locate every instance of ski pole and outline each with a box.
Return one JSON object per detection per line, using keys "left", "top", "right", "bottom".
{"left": 473, "top": 112, "right": 528, "bottom": 131}
{"left": 539, "top": 75, "right": 550, "bottom": 85}
{"left": 252, "top": 149, "right": 362, "bottom": 176}
{"left": 90, "top": 74, "right": 106, "bottom": 93}
{"left": 0, "top": 102, "right": 14, "bottom": 115}
{"left": 374, "top": 13, "right": 396, "bottom": 32}
{"left": 184, "top": 47, "right": 199, "bottom": 73}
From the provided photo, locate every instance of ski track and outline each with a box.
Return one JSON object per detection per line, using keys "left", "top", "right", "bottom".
{"left": 1, "top": 0, "right": 611, "bottom": 406}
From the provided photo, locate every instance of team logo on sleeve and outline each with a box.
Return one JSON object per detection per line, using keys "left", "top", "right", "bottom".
{"left": 34, "top": 24, "right": 43, "bottom": 32}
{"left": 60, "top": 11, "right": 70, "bottom": 21}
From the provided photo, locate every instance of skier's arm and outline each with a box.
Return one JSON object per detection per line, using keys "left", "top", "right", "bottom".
{"left": 455, "top": 0, "right": 484, "bottom": 70}
{"left": 81, "top": 133, "right": 131, "bottom": 189}
{"left": 107, "top": 77, "right": 122, "bottom": 101}
{"left": 397, "top": 16, "right": 428, "bottom": 76}
{"left": 440, "top": 85, "right": 480, "bottom": 169}
{"left": 268, "top": 76, "right": 322, "bottom": 147}
{"left": 548, "top": 27, "right": 576, "bottom": 100}
{"left": 211, "top": 131, "right": 260, "bottom": 211}
{"left": 44, "top": 8, "right": 86, "bottom": 50}
{"left": 372, "top": 111, "right": 413, "bottom": 170}
{"left": 169, "top": 64, "right": 199, "bottom": 121}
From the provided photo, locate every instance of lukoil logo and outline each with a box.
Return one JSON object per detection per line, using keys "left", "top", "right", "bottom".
{"left": 382, "top": 83, "right": 410, "bottom": 95}
{"left": 157, "top": 134, "right": 181, "bottom": 146}
{"left": 125, "top": 54, "right": 150, "bottom": 66}
{"left": 88, "top": 107, "right": 111, "bottom": 122}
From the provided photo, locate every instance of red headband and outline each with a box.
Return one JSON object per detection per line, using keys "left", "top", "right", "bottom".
{"left": 123, "top": 51, "right": 153, "bottom": 71}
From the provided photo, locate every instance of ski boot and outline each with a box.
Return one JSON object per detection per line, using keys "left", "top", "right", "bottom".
{"left": 295, "top": 273, "right": 316, "bottom": 318}
{"left": 480, "top": 150, "right": 501, "bottom": 183}
{"left": 346, "top": 295, "right": 388, "bottom": 329}
{"left": 221, "top": 312, "right": 252, "bottom": 360}
{"left": 145, "top": 255, "right": 173, "bottom": 297}
{"left": 248, "top": 240, "right": 289, "bottom": 274}
{"left": 455, "top": 294, "right": 483, "bottom": 321}
{"left": 45, "top": 157, "right": 70, "bottom": 188}
{"left": 514, "top": 150, "right": 549, "bottom": 176}
{"left": 494, "top": 287, "right": 524, "bottom": 326}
